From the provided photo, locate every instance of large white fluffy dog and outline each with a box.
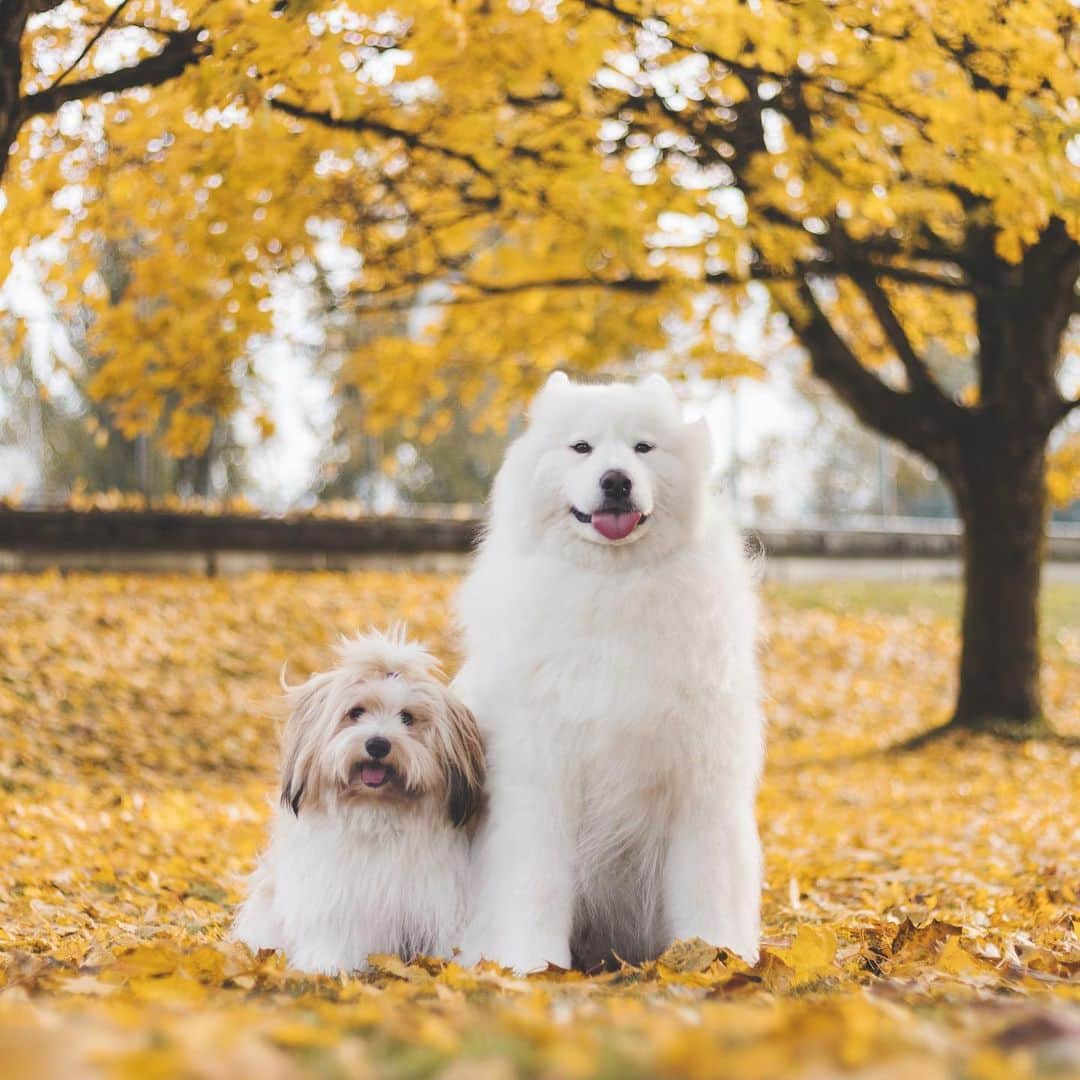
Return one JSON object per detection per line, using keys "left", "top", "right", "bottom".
{"left": 455, "top": 373, "right": 763, "bottom": 973}
{"left": 233, "top": 631, "right": 485, "bottom": 973}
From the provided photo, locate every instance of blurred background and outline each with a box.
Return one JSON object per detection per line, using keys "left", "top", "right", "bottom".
{"left": 3, "top": 268, "right": 1077, "bottom": 527}
{"left": 1, "top": 0, "right": 1077, "bottom": 527}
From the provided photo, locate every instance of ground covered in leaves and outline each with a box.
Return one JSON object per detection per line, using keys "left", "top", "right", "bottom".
{"left": 1, "top": 571, "right": 1077, "bottom": 1079}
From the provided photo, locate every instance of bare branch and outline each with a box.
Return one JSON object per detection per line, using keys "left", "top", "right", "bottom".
{"left": 347, "top": 253, "right": 971, "bottom": 320}
{"left": 850, "top": 267, "right": 956, "bottom": 408}
{"left": 46, "top": 0, "right": 133, "bottom": 93}
{"left": 833, "top": 261, "right": 967, "bottom": 292}
{"left": 928, "top": 29, "right": 1013, "bottom": 102}
{"left": 19, "top": 28, "right": 205, "bottom": 119}
{"left": 350, "top": 273, "right": 671, "bottom": 311}
{"left": 269, "top": 97, "right": 496, "bottom": 182}
{"left": 580, "top": 0, "right": 930, "bottom": 128}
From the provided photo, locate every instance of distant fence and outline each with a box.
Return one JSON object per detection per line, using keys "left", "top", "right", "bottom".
{"left": 1, "top": 507, "right": 1078, "bottom": 576}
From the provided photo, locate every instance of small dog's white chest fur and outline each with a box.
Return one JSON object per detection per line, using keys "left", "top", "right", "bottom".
{"left": 234, "top": 803, "right": 469, "bottom": 974}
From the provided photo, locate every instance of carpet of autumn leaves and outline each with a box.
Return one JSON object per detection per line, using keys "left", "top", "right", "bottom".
{"left": 0, "top": 570, "right": 1078, "bottom": 1080}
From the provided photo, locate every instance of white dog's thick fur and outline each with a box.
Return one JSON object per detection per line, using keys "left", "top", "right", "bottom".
{"left": 455, "top": 373, "right": 764, "bottom": 973}
{"left": 233, "top": 631, "right": 485, "bottom": 974}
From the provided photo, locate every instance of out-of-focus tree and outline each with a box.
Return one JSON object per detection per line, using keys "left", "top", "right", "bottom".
{"left": 2, "top": 0, "right": 1078, "bottom": 735}
{"left": 0, "top": 342, "right": 244, "bottom": 498}
{"left": 313, "top": 273, "right": 508, "bottom": 505}
{"left": 799, "top": 401, "right": 954, "bottom": 523}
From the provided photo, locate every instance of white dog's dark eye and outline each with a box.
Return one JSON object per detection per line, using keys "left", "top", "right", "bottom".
{"left": 570, "top": 441, "right": 592, "bottom": 454}
{"left": 634, "top": 442, "right": 655, "bottom": 454}
{"left": 400, "top": 710, "right": 415, "bottom": 726}
{"left": 346, "top": 706, "right": 365, "bottom": 721}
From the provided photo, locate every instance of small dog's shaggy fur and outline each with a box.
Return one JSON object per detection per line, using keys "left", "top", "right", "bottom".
{"left": 233, "top": 630, "right": 485, "bottom": 974}
{"left": 455, "top": 373, "right": 764, "bottom": 973}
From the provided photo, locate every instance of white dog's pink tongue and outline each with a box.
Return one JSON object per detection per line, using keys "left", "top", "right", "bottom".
{"left": 591, "top": 511, "right": 641, "bottom": 541}
{"left": 360, "top": 764, "right": 387, "bottom": 788}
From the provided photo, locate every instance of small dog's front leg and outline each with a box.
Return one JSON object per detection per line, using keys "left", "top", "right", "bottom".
{"left": 461, "top": 784, "right": 574, "bottom": 973}
{"left": 663, "top": 785, "right": 762, "bottom": 963}
{"left": 231, "top": 867, "right": 283, "bottom": 954}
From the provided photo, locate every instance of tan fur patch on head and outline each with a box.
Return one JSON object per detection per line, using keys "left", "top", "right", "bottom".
{"left": 334, "top": 625, "right": 443, "bottom": 685}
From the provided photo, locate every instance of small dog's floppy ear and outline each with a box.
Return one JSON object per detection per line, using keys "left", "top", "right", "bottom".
{"left": 279, "top": 669, "right": 335, "bottom": 816}
{"left": 435, "top": 688, "right": 486, "bottom": 828}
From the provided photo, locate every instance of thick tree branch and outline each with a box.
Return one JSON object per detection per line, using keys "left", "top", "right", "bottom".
{"left": 269, "top": 97, "right": 496, "bottom": 182}
{"left": 19, "top": 28, "right": 205, "bottom": 119}
{"left": 776, "top": 280, "right": 959, "bottom": 466}
{"left": 1052, "top": 395, "right": 1080, "bottom": 425}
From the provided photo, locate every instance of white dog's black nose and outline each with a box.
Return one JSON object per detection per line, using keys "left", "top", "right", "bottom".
{"left": 365, "top": 736, "right": 391, "bottom": 759}
{"left": 600, "top": 469, "right": 632, "bottom": 500}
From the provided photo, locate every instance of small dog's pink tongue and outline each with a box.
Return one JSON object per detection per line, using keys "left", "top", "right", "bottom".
{"left": 591, "top": 511, "right": 642, "bottom": 541}
{"left": 360, "top": 763, "right": 388, "bottom": 788}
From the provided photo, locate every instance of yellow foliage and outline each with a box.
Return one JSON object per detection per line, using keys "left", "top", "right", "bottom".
{"left": 2, "top": 1, "right": 1076, "bottom": 452}
{"left": 1048, "top": 434, "right": 1080, "bottom": 509}
{"left": 0, "top": 570, "right": 1077, "bottom": 1077}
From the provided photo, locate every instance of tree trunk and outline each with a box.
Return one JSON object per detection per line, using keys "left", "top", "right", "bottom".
{"left": 0, "top": 1, "right": 29, "bottom": 184}
{"left": 948, "top": 428, "right": 1048, "bottom": 736}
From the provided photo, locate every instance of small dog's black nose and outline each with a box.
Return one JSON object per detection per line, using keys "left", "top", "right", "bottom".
{"left": 365, "top": 736, "right": 391, "bottom": 759}
{"left": 600, "top": 469, "right": 632, "bottom": 500}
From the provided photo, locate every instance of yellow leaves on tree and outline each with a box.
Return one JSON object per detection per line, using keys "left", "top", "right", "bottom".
{"left": 1048, "top": 434, "right": 1080, "bottom": 509}
{"left": 3, "top": 1, "right": 1077, "bottom": 453}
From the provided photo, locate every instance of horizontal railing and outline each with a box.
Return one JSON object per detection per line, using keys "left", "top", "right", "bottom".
{"left": 1, "top": 507, "right": 1078, "bottom": 565}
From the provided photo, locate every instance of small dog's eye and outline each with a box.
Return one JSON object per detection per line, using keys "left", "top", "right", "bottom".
{"left": 634, "top": 442, "right": 655, "bottom": 454}
{"left": 570, "top": 441, "right": 592, "bottom": 455}
{"left": 346, "top": 706, "right": 366, "bottom": 721}
{"left": 400, "top": 710, "right": 415, "bottom": 727}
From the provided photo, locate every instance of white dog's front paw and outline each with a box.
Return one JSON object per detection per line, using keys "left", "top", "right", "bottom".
{"left": 723, "top": 934, "right": 760, "bottom": 966}
{"left": 460, "top": 931, "right": 571, "bottom": 974}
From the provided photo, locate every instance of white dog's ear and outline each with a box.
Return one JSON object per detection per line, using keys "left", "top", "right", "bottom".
{"left": 641, "top": 372, "right": 678, "bottom": 405}
{"left": 279, "top": 670, "right": 335, "bottom": 816}
{"left": 434, "top": 689, "right": 486, "bottom": 828}
{"left": 529, "top": 370, "right": 571, "bottom": 419}
{"left": 685, "top": 415, "right": 714, "bottom": 468}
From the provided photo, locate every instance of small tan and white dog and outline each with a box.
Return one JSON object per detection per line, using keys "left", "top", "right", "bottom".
{"left": 233, "top": 630, "right": 485, "bottom": 974}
